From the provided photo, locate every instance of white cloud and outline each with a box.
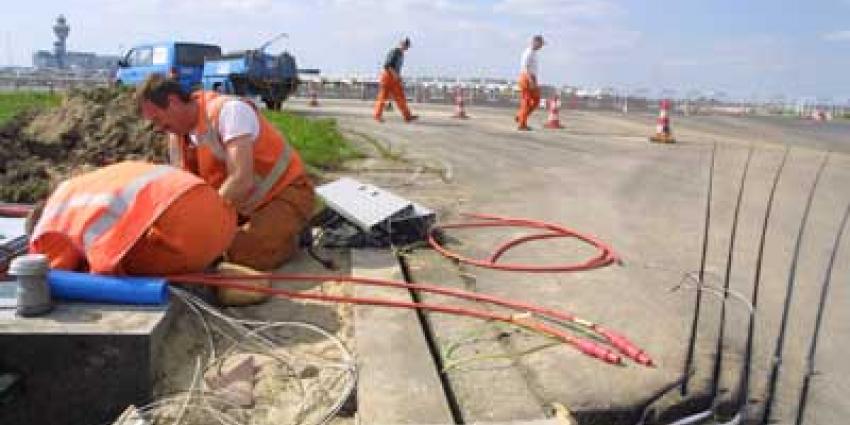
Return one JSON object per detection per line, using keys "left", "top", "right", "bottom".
{"left": 823, "top": 30, "right": 850, "bottom": 42}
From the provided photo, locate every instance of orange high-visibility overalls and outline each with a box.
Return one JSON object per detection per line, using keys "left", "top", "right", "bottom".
{"left": 174, "top": 92, "right": 315, "bottom": 270}
{"left": 30, "top": 161, "right": 237, "bottom": 275}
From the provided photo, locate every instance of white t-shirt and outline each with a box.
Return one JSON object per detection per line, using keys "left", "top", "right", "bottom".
{"left": 520, "top": 47, "right": 538, "bottom": 77}
{"left": 189, "top": 100, "right": 259, "bottom": 146}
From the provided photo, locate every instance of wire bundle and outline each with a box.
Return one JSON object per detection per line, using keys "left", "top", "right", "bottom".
{"left": 131, "top": 287, "right": 356, "bottom": 425}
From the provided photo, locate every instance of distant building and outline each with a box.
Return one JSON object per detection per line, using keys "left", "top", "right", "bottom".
{"left": 32, "top": 15, "right": 119, "bottom": 72}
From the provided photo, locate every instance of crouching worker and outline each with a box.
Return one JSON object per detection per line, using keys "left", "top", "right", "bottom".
{"left": 28, "top": 161, "right": 273, "bottom": 306}
{"left": 29, "top": 161, "right": 236, "bottom": 275}
{"left": 135, "top": 74, "right": 315, "bottom": 272}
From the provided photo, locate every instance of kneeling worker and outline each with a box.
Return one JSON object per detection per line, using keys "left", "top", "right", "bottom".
{"left": 135, "top": 74, "right": 315, "bottom": 271}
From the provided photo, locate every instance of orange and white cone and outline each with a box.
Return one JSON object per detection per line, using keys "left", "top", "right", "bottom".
{"left": 649, "top": 99, "right": 675, "bottom": 143}
{"left": 452, "top": 88, "right": 469, "bottom": 119}
{"left": 544, "top": 96, "right": 564, "bottom": 129}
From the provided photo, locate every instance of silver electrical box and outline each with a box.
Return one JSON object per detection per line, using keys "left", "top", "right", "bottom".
{"left": 316, "top": 177, "right": 435, "bottom": 238}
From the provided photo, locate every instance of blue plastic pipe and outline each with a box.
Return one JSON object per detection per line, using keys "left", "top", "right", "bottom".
{"left": 48, "top": 270, "right": 168, "bottom": 305}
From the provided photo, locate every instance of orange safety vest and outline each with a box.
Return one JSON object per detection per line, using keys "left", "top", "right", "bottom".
{"left": 30, "top": 161, "right": 207, "bottom": 274}
{"left": 175, "top": 91, "right": 307, "bottom": 212}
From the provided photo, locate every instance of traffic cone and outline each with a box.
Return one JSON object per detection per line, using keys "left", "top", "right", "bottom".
{"left": 649, "top": 99, "right": 675, "bottom": 143}
{"left": 452, "top": 88, "right": 469, "bottom": 119}
{"left": 544, "top": 96, "right": 564, "bottom": 129}
{"left": 308, "top": 84, "right": 319, "bottom": 107}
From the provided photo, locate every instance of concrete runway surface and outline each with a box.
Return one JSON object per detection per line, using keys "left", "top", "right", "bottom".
{"left": 291, "top": 97, "right": 850, "bottom": 425}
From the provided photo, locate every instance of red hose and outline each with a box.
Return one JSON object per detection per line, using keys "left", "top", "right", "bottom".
{"left": 428, "top": 213, "right": 619, "bottom": 272}
{"left": 170, "top": 271, "right": 652, "bottom": 366}
{"left": 489, "top": 232, "right": 571, "bottom": 264}
{"left": 470, "top": 213, "right": 620, "bottom": 262}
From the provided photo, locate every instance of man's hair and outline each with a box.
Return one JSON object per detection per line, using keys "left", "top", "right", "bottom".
{"left": 533, "top": 35, "right": 544, "bottom": 44}
{"left": 401, "top": 37, "right": 411, "bottom": 48}
{"left": 134, "top": 73, "right": 192, "bottom": 110}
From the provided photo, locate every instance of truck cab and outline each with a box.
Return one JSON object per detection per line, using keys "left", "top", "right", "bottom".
{"left": 115, "top": 42, "right": 222, "bottom": 92}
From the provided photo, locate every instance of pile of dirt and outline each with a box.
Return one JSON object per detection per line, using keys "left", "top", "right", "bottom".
{"left": 0, "top": 87, "right": 167, "bottom": 203}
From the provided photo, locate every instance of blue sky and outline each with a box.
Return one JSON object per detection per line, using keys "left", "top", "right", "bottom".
{"left": 2, "top": 0, "right": 849, "bottom": 101}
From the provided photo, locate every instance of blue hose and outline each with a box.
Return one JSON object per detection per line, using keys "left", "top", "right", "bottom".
{"left": 48, "top": 270, "right": 168, "bottom": 305}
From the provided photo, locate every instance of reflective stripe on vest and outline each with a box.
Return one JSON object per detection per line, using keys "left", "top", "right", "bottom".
{"left": 243, "top": 139, "right": 292, "bottom": 211}
{"left": 34, "top": 165, "right": 177, "bottom": 248}
{"left": 37, "top": 192, "right": 114, "bottom": 230}
{"left": 81, "top": 165, "right": 175, "bottom": 250}
{"left": 196, "top": 113, "right": 228, "bottom": 162}
{"left": 34, "top": 165, "right": 176, "bottom": 251}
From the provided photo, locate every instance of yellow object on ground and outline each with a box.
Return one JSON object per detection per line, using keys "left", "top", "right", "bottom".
{"left": 214, "top": 261, "right": 271, "bottom": 306}
{"left": 649, "top": 133, "right": 676, "bottom": 144}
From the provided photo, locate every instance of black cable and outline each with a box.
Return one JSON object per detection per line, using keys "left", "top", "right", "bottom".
{"left": 794, "top": 199, "right": 850, "bottom": 424}
{"left": 709, "top": 146, "right": 754, "bottom": 412}
{"left": 635, "top": 372, "right": 694, "bottom": 425}
{"left": 682, "top": 142, "right": 717, "bottom": 396}
{"left": 733, "top": 148, "right": 788, "bottom": 421}
{"left": 761, "top": 153, "right": 830, "bottom": 424}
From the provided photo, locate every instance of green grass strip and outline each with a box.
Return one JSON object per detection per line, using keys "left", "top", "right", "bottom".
{"left": 263, "top": 109, "right": 363, "bottom": 170}
{"left": 0, "top": 91, "right": 61, "bottom": 126}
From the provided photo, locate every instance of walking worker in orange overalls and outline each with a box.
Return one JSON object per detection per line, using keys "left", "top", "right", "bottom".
{"left": 516, "top": 35, "right": 545, "bottom": 131}
{"left": 374, "top": 37, "right": 418, "bottom": 123}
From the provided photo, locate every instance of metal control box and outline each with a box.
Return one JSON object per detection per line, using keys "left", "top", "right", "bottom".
{"left": 317, "top": 177, "right": 415, "bottom": 231}
{"left": 316, "top": 178, "right": 435, "bottom": 245}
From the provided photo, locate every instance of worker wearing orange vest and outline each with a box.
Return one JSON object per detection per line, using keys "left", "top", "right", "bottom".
{"left": 136, "top": 74, "right": 315, "bottom": 271}
{"left": 29, "top": 161, "right": 237, "bottom": 275}
{"left": 374, "top": 37, "right": 418, "bottom": 123}
{"left": 516, "top": 35, "right": 545, "bottom": 131}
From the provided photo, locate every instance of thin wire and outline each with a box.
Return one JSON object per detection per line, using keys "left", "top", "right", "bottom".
{"left": 173, "top": 356, "right": 203, "bottom": 425}
{"left": 140, "top": 287, "right": 357, "bottom": 425}
{"left": 672, "top": 272, "right": 754, "bottom": 314}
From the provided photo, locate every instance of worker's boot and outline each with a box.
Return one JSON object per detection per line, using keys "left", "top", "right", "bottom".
{"left": 213, "top": 261, "right": 272, "bottom": 306}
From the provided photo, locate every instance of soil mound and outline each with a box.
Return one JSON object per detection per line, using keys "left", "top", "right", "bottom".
{"left": 0, "top": 87, "right": 167, "bottom": 203}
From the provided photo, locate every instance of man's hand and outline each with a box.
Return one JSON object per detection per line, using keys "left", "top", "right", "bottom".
{"left": 218, "top": 135, "right": 255, "bottom": 213}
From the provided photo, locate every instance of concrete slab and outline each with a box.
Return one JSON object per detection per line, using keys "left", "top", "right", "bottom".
{"left": 352, "top": 249, "right": 454, "bottom": 425}
{"left": 404, "top": 250, "right": 547, "bottom": 423}
{"left": 0, "top": 287, "right": 172, "bottom": 425}
{"left": 289, "top": 99, "right": 850, "bottom": 424}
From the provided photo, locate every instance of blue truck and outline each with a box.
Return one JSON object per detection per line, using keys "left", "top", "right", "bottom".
{"left": 115, "top": 35, "right": 300, "bottom": 110}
